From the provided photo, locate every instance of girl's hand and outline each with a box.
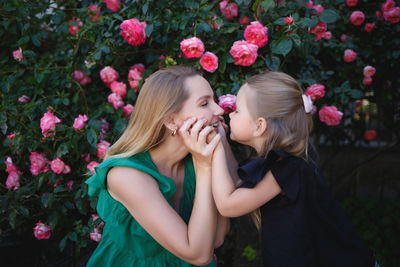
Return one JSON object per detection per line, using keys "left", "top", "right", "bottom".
{"left": 178, "top": 117, "right": 221, "bottom": 166}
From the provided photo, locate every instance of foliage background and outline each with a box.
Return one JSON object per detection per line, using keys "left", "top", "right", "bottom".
{"left": 1, "top": 0, "right": 399, "bottom": 266}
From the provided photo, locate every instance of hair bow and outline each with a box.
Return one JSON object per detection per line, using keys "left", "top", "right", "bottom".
{"left": 302, "top": 94, "right": 313, "bottom": 113}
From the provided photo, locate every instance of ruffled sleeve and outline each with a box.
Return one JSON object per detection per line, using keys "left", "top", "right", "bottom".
{"left": 238, "top": 150, "right": 302, "bottom": 202}
{"left": 238, "top": 157, "right": 270, "bottom": 188}
{"left": 267, "top": 150, "right": 301, "bottom": 202}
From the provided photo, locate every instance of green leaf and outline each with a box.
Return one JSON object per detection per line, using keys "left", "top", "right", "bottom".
{"left": 260, "top": 0, "right": 275, "bottom": 12}
{"left": 145, "top": 23, "right": 154, "bottom": 36}
{"left": 350, "top": 89, "right": 364, "bottom": 99}
{"left": 69, "top": 232, "right": 78, "bottom": 242}
{"left": 87, "top": 128, "right": 98, "bottom": 148}
{"left": 19, "top": 206, "right": 29, "bottom": 216}
{"left": 319, "top": 9, "right": 340, "bottom": 24}
{"left": 54, "top": 186, "right": 67, "bottom": 193}
{"left": 32, "top": 35, "right": 41, "bottom": 47}
{"left": 265, "top": 55, "right": 280, "bottom": 71}
{"left": 113, "top": 14, "right": 124, "bottom": 21}
{"left": 60, "top": 236, "right": 68, "bottom": 252}
{"left": 291, "top": 34, "right": 301, "bottom": 47}
{"left": 56, "top": 143, "right": 69, "bottom": 158}
{"left": 9, "top": 209, "right": 17, "bottom": 228}
{"left": 273, "top": 18, "right": 286, "bottom": 26}
{"left": 271, "top": 38, "right": 293, "bottom": 56}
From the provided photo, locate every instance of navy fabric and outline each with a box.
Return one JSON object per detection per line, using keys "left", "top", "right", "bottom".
{"left": 238, "top": 148, "right": 375, "bottom": 267}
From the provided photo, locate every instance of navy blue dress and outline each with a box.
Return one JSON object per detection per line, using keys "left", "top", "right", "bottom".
{"left": 238, "top": 149, "right": 375, "bottom": 267}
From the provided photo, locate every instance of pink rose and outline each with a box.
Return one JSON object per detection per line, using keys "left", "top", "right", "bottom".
{"left": 364, "top": 23, "right": 375, "bottom": 32}
{"left": 90, "top": 228, "right": 102, "bottom": 242}
{"left": 7, "top": 133, "right": 17, "bottom": 140}
{"left": 33, "top": 221, "right": 51, "bottom": 240}
{"left": 123, "top": 104, "right": 134, "bottom": 117}
{"left": 230, "top": 40, "right": 258, "bottom": 66}
{"left": 343, "top": 49, "right": 357, "bottom": 63}
{"left": 130, "top": 63, "right": 145, "bottom": 77}
{"left": 305, "top": 84, "right": 326, "bottom": 101}
{"left": 108, "top": 93, "right": 124, "bottom": 109}
{"left": 110, "top": 81, "right": 127, "bottom": 98}
{"left": 100, "top": 118, "right": 109, "bottom": 134}
{"left": 51, "top": 157, "right": 65, "bottom": 174}
{"left": 72, "top": 70, "right": 92, "bottom": 86}
{"left": 340, "top": 34, "right": 348, "bottom": 43}
{"left": 82, "top": 153, "right": 91, "bottom": 162}
{"left": 13, "top": 47, "right": 23, "bottom": 62}
{"left": 382, "top": 0, "right": 396, "bottom": 13}
{"left": 364, "top": 130, "right": 377, "bottom": 141}
{"left": 100, "top": 66, "right": 119, "bottom": 86}
{"left": 87, "top": 161, "right": 100, "bottom": 174}
{"left": 218, "top": 94, "right": 236, "bottom": 114}
{"left": 6, "top": 171, "right": 20, "bottom": 190}
{"left": 68, "top": 18, "right": 83, "bottom": 36}
{"left": 319, "top": 105, "right": 343, "bottom": 126}
{"left": 210, "top": 16, "right": 223, "bottom": 30}
{"left": 104, "top": 0, "right": 120, "bottom": 12}
{"left": 30, "top": 152, "right": 49, "bottom": 176}
{"left": 363, "top": 66, "right": 376, "bottom": 77}
{"left": 309, "top": 20, "right": 327, "bottom": 41}
{"left": 346, "top": 0, "right": 358, "bottom": 7}
{"left": 239, "top": 16, "right": 250, "bottom": 25}
{"left": 66, "top": 180, "right": 74, "bottom": 191}
{"left": 97, "top": 140, "right": 110, "bottom": 159}
{"left": 285, "top": 16, "right": 294, "bottom": 25}
{"left": 305, "top": 0, "right": 314, "bottom": 8}
{"left": 383, "top": 7, "right": 400, "bottom": 24}
{"left": 350, "top": 11, "right": 365, "bottom": 26}
{"left": 18, "top": 95, "right": 31, "bottom": 103}
{"left": 219, "top": 1, "right": 239, "bottom": 19}
{"left": 180, "top": 37, "right": 205, "bottom": 59}
{"left": 88, "top": 4, "right": 100, "bottom": 22}
{"left": 200, "top": 52, "right": 219, "bottom": 73}
{"left": 244, "top": 21, "right": 268, "bottom": 48}
{"left": 362, "top": 76, "right": 373, "bottom": 85}
{"left": 312, "top": 4, "right": 324, "bottom": 16}
{"left": 120, "top": 18, "right": 147, "bottom": 46}
{"left": 323, "top": 31, "right": 332, "bottom": 40}
{"left": 40, "top": 110, "right": 62, "bottom": 137}
{"left": 73, "top": 114, "right": 89, "bottom": 131}
{"left": 63, "top": 165, "right": 71, "bottom": 174}
{"left": 129, "top": 79, "right": 140, "bottom": 92}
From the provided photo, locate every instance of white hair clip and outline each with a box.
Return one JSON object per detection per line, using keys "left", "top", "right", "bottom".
{"left": 302, "top": 94, "right": 313, "bottom": 113}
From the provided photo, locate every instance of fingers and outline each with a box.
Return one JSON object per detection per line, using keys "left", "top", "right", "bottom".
{"left": 206, "top": 133, "right": 221, "bottom": 152}
{"left": 190, "top": 119, "right": 207, "bottom": 137}
{"left": 178, "top": 117, "right": 197, "bottom": 137}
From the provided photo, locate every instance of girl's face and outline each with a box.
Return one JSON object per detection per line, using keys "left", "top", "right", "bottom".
{"left": 229, "top": 85, "right": 258, "bottom": 146}
{"left": 173, "top": 75, "right": 224, "bottom": 129}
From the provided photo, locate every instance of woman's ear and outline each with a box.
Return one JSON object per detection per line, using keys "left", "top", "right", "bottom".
{"left": 254, "top": 117, "right": 267, "bottom": 137}
{"left": 163, "top": 114, "right": 178, "bottom": 132}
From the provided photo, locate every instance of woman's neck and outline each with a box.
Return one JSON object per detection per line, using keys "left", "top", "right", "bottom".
{"left": 149, "top": 135, "right": 188, "bottom": 177}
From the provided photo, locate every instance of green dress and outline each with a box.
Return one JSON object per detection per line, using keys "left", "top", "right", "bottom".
{"left": 85, "top": 151, "right": 217, "bottom": 267}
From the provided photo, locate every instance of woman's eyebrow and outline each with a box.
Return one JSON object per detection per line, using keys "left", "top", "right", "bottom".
{"left": 196, "top": 95, "right": 212, "bottom": 103}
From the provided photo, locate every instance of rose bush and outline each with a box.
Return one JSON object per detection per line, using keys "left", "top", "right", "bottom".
{"left": 1, "top": 0, "right": 399, "bottom": 265}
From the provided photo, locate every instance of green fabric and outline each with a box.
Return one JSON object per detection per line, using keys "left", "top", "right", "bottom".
{"left": 85, "top": 151, "right": 217, "bottom": 267}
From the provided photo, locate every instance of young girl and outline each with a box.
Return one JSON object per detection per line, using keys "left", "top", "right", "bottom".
{"left": 181, "top": 71, "right": 377, "bottom": 267}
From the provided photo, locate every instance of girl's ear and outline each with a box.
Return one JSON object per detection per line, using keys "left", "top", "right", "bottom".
{"left": 254, "top": 117, "right": 267, "bottom": 137}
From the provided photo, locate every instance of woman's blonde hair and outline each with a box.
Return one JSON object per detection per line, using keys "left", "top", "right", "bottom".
{"left": 104, "top": 66, "right": 201, "bottom": 160}
{"left": 245, "top": 71, "right": 313, "bottom": 230}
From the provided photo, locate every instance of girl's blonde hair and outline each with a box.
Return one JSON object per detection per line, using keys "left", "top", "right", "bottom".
{"left": 104, "top": 66, "right": 201, "bottom": 160}
{"left": 245, "top": 71, "right": 313, "bottom": 230}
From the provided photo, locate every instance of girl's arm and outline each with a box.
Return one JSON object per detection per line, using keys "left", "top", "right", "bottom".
{"left": 107, "top": 119, "right": 221, "bottom": 266}
{"left": 212, "top": 143, "right": 282, "bottom": 218}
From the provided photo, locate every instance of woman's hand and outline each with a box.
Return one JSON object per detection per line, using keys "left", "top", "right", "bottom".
{"left": 178, "top": 117, "right": 221, "bottom": 167}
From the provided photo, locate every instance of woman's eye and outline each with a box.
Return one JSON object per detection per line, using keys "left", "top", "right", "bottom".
{"left": 201, "top": 102, "right": 209, "bottom": 107}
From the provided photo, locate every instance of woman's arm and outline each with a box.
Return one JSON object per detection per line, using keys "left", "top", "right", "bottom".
{"left": 107, "top": 164, "right": 217, "bottom": 266}
{"left": 212, "top": 144, "right": 282, "bottom": 218}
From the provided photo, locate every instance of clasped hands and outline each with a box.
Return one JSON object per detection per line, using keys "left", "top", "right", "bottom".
{"left": 178, "top": 116, "right": 227, "bottom": 165}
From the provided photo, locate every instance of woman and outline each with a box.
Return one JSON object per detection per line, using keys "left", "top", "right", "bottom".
{"left": 85, "top": 66, "right": 230, "bottom": 266}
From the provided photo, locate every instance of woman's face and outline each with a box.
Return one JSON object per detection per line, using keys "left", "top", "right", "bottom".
{"left": 173, "top": 75, "right": 224, "bottom": 129}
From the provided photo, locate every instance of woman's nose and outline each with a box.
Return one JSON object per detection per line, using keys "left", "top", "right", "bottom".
{"left": 214, "top": 103, "right": 224, "bottom": 116}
